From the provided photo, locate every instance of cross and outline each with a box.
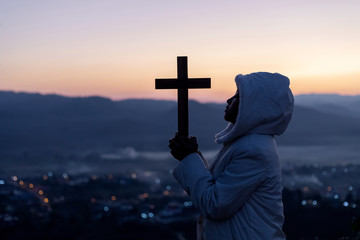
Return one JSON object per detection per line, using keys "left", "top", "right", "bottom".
{"left": 155, "top": 56, "right": 211, "bottom": 137}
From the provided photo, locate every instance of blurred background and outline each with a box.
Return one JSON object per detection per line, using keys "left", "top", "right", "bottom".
{"left": 1, "top": 1, "right": 360, "bottom": 239}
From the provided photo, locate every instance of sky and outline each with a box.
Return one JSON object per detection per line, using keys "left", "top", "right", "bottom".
{"left": 1, "top": 0, "right": 359, "bottom": 103}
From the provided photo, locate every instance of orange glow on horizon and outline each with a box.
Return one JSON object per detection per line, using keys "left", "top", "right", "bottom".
{"left": 1, "top": 57, "right": 359, "bottom": 102}
{"left": 291, "top": 73, "right": 360, "bottom": 96}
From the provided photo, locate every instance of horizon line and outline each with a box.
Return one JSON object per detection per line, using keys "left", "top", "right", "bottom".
{"left": 1, "top": 89, "right": 360, "bottom": 104}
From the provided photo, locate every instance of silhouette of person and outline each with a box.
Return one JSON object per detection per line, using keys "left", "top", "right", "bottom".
{"left": 169, "top": 72, "right": 294, "bottom": 240}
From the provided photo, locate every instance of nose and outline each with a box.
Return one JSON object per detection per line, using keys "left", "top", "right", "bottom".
{"left": 226, "top": 97, "right": 233, "bottom": 104}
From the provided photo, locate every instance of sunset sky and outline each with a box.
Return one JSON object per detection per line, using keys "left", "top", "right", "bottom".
{"left": 1, "top": 0, "right": 359, "bottom": 102}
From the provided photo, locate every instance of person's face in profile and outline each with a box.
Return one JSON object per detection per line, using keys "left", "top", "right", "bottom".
{"left": 224, "top": 90, "right": 240, "bottom": 124}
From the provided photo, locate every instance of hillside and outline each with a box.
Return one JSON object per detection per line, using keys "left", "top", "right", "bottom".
{"left": 1, "top": 91, "right": 360, "bottom": 154}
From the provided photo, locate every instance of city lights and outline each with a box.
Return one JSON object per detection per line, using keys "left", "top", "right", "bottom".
{"left": 63, "top": 173, "right": 69, "bottom": 180}
{"left": 138, "top": 193, "right": 149, "bottom": 200}
{"left": 139, "top": 212, "right": 155, "bottom": 219}
{"left": 1, "top": 149, "right": 360, "bottom": 239}
{"left": 184, "top": 201, "right": 193, "bottom": 207}
{"left": 1, "top": 168, "right": 359, "bottom": 239}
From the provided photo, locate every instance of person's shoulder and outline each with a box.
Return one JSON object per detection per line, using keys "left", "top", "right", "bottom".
{"left": 232, "top": 133, "right": 273, "bottom": 147}
{"left": 231, "top": 134, "right": 277, "bottom": 158}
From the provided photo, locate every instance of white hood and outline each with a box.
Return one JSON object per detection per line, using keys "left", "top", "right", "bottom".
{"left": 215, "top": 72, "right": 294, "bottom": 144}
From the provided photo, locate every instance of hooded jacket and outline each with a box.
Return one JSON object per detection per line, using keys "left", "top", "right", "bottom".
{"left": 173, "top": 72, "right": 294, "bottom": 240}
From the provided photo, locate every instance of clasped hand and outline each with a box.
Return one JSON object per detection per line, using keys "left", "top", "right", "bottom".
{"left": 169, "top": 134, "right": 198, "bottom": 161}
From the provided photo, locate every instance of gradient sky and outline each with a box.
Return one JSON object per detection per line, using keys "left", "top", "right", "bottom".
{"left": 1, "top": 0, "right": 359, "bottom": 102}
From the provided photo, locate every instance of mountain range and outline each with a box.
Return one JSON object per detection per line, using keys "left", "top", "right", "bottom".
{"left": 0, "top": 91, "right": 359, "bottom": 155}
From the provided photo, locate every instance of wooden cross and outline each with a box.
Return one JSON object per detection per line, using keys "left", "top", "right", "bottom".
{"left": 155, "top": 56, "right": 211, "bottom": 137}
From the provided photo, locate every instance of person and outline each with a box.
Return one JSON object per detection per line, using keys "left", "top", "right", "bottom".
{"left": 169, "top": 72, "right": 294, "bottom": 240}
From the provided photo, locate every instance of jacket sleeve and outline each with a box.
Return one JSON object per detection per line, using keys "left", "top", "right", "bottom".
{"left": 173, "top": 151, "right": 266, "bottom": 221}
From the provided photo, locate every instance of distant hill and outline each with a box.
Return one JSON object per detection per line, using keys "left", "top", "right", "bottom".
{"left": 0, "top": 91, "right": 359, "bottom": 154}
{"left": 295, "top": 94, "right": 360, "bottom": 106}
{"left": 294, "top": 94, "right": 360, "bottom": 118}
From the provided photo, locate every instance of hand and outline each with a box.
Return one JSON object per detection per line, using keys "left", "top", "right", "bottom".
{"left": 169, "top": 134, "right": 198, "bottom": 161}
